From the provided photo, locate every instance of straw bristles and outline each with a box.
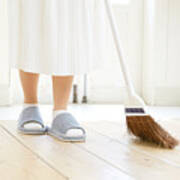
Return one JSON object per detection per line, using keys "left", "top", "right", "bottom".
{"left": 126, "top": 115, "right": 179, "bottom": 149}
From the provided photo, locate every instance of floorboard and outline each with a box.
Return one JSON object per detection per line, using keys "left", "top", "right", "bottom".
{"left": 0, "top": 125, "right": 66, "bottom": 180}
{"left": 83, "top": 120, "right": 180, "bottom": 178}
{"left": 0, "top": 105, "right": 180, "bottom": 180}
{"left": 1, "top": 121, "right": 131, "bottom": 180}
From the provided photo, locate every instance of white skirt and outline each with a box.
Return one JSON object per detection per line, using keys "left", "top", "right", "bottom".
{"left": 8, "top": 0, "right": 107, "bottom": 75}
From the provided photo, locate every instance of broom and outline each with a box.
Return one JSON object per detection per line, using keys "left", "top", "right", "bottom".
{"left": 104, "top": 0, "right": 178, "bottom": 149}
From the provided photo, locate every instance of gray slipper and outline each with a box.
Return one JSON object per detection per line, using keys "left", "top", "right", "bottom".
{"left": 48, "top": 112, "right": 86, "bottom": 142}
{"left": 18, "top": 106, "right": 47, "bottom": 135}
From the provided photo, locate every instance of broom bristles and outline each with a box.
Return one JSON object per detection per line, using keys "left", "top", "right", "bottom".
{"left": 126, "top": 115, "right": 179, "bottom": 149}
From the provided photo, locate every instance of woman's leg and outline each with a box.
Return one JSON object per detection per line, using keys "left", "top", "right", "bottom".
{"left": 52, "top": 75, "right": 83, "bottom": 137}
{"left": 19, "top": 70, "right": 39, "bottom": 104}
{"left": 19, "top": 70, "right": 42, "bottom": 130}
{"left": 52, "top": 75, "right": 74, "bottom": 111}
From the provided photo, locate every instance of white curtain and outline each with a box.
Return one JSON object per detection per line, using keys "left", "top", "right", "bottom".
{"left": 0, "top": 0, "right": 10, "bottom": 105}
{"left": 2, "top": 0, "right": 180, "bottom": 106}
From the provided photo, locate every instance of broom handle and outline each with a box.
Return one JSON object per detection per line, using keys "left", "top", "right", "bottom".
{"left": 104, "top": 0, "right": 136, "bottom": 96}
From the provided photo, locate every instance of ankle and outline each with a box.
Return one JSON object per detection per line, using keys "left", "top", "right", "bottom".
{"left": 24, "top": 99, "right": 38, "bottom": 104}
{"left": 53, "top": 109, "right": 69, "bottom": 119}
{"left": 53, "top": 106, "right": 67, "bottom": 111}
{"left": 23, "top": 103, "right": 39, "bottom": 109}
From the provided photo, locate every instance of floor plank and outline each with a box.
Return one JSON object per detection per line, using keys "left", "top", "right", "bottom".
{"left": 1, "top": 121, "right": 131, "bottom": 180}
{"left": 82, "top": 120, "right": 180, "bottom": 178}
{"left": 76, "top": 124, "right": 180, "bottom": 180}
{"left": 84, "top": 120, "right": 180, "bottom": 162}
{"left": 0, "top": 125, "right": 66, "bottom": 180}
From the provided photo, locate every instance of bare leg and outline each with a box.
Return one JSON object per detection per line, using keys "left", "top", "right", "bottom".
{"left": 52, "top": 75, "right": 82, "bottom": 136}
{"left": 19, "top": 70, "right": 41, "bottom": 129}
{"left": 19, "top": 70, "right": 39, "bottom": 104}
{"left": 52, "top": 75, "right": 74, "bottom": 111}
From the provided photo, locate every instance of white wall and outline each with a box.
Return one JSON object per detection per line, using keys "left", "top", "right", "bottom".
{"left": 143, "top": 0, "right": 180, "bottom": 106}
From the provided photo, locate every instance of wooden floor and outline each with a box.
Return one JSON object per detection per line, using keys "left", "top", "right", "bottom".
{"left": 0, "top": 105, "right": 180, "bottom": 180}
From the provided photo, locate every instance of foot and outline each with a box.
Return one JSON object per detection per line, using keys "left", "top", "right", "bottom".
{"left": 17, "top": 105, "right": 47, "bottom": 134}
{"left": 48, "top": 111, "right": 86, "bottom": 142}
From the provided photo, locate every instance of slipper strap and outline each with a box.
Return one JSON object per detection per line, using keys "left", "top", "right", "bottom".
{"left": 18, "top": 107, "right": 44, "bottom": 128}
{"left": 52, "top": 112, "right": 86, "bottom": 135}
